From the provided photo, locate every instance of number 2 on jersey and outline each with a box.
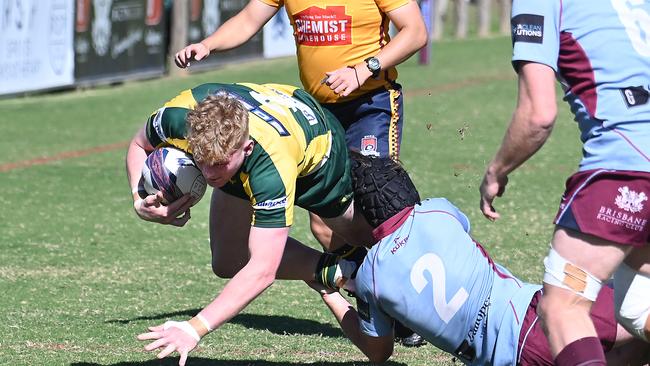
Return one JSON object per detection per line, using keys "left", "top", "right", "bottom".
{"left": 410, "top": 253, "right": 469, "bottom": 323}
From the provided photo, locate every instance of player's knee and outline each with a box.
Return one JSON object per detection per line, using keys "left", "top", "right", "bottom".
{"left": 614, "top": 263, "right": 650, "bottom": 342}
{"left": 543, "top": 246, "right": 602, "bottom": 302}
{"left": 211, "top": 262, "right": 231, "bottom": 279}
{"left": 211, "top": 257, "right": 241, "bottom": 279}
{"left": 212, "top": 265, "right": 239, "bottom": 279}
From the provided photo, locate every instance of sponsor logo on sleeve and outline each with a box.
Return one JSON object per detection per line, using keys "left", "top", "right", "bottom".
{"left": 620, "top": 86, "right": 649, "bottom": 108}
{"left": 253, "top": 196, "right": 288, "bottom": 210}
{"left": 294, "top": 6, "right": 352, "bottom": 46}
{"left": 152, "top": 107, "right": 168, "bottom": 142}
{"left": 511, "top": 14, "right": 544, "bottom": 44}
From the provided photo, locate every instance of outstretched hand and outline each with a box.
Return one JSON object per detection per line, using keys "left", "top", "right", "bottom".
{"left": 174, "top": 42, "right": 210, "bottom": 68}
{"left": 479, "top": 171, "right": 508, "bottom": 221}
{"left": 134, "top": 192, "right": 193, "bottom": 226}
{"left": 137, "top": 321, "right": 200, "bottom": 366}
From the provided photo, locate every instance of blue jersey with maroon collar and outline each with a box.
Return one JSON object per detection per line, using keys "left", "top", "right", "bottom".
{"left": 354, "top": 198, "right": 539, "bottom": 365}
{"left": 511, "top": 0, "right": 650, "bottom": 172}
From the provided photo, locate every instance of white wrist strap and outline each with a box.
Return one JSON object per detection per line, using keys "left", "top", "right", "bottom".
{"left": 163, "top": 320, "right": 201, "bottom": 341}
{"left": 196, "top": 313, "right": 213, "bottom": 332}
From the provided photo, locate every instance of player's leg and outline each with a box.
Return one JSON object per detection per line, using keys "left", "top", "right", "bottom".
{"left": 521, "top": 286, "right": 650, "bottom": 365}
{"left": 209, "top": 189, "right": 322, "bottom": 281}
{"left": 537, "top": 228, "right": 630, "bottom": 363}
{"left": 310, "top": 86, "right": 403, "bottom": 250}
{"left": 606, "top": 324, "right": 650, "bottom": 365}
{"left": 537, "top": 169, "right": 650, "bottom": 364}
{"left": 614, "top": 245, "right": 650, "bottom": 343}
{"left": 209, "top": 189, "right": 252, "bottom": 278}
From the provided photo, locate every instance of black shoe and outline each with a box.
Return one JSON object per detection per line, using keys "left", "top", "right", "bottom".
{"left": 400, "top": 332, "right": 426, "bottom": 347}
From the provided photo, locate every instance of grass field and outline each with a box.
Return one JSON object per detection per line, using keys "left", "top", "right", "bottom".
{"left": 0, "top": 36, "right": 581, "bottom": 366}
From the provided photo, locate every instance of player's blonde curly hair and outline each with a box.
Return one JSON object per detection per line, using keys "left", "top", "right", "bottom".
{"left": 186, "top": 92, "right": 249, "bottom": 165}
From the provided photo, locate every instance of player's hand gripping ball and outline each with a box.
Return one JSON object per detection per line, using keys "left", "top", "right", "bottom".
{"left": 138, "top": 147, "right": 207, "bottom": 205}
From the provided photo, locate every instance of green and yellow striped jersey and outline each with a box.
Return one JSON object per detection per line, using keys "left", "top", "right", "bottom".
{"left": 144, "top": 82, "right": 352, "bottom": 228}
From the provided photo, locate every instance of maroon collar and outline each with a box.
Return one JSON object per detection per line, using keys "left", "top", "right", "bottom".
{"left": 371, "top": 206, "right": 415, "bottom": 242}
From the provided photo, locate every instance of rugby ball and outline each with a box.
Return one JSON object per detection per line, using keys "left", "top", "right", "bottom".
{"left": 138, "top": 146, "right": 207, "bottom": 205}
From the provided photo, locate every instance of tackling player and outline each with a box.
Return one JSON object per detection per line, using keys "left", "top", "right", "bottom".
{"left": 479, "top": 1, "right": 650, "bottom": 364}
{"left": 313, "top": 153, "right": 650, "bottom": 365}
{"left": 126, "top": 82, "right": 374, "bottom": 365}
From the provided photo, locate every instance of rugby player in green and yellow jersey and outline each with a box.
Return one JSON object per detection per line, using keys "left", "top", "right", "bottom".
{"left": 126, "top": 82, "right": 374, "bottom": 365}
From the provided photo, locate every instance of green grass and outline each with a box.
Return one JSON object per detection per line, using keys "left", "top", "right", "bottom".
{"left": 0, "top": 36, "right": 581, "bottom": 365}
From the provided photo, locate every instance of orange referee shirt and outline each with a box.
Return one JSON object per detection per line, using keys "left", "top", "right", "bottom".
{"left": 259, "top": 0, "right": 410, "bottom": 103}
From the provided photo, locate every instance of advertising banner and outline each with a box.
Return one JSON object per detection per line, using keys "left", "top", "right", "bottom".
{"left": 186, "top": 0, "right": 263, "bottom": 70}
{"left": 0, "top": 0, "right": 75, "bottom": 96}
{"left": 74, "top": 0, "right": 168, "bottom": 83}
{"left": 263, "top": 11, "right": 296, "bottom": 59}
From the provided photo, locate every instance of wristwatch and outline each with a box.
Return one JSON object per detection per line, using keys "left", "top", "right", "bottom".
{"left": 364, "top": 57, "right": 381, "bottom": 78}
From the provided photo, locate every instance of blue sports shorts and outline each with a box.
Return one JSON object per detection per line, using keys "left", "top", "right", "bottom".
{"left": 322, "top": 84, "right": 404, "bottom": 159}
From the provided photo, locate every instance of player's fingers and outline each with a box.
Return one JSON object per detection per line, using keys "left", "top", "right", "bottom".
{"left": 180, "top": 194, "right": 194, "bottom": 209}
{"left": 174, "top": 53, "right": 184, "bottom": 68}
{"left": 334, "top": 83, "right": 348, "bottom": 94}
{"left": 329, "top": 78, "right": 344, "bottom": 91}
{"left": 195, "top": 49, "right": 207, "bottom": 60}
{"left": 340, "top": 85, "right": 354, "bottom": 97}
{"left": 480, "top": 198, "right": 499, "bottom": 221}
{"left": 142, "top": 194, "right": 156, "bottom": 206}
{"left": 144, "top": 337, "right": 168, "bottom": 351}
{"left": 167, "top": 194, "right": 192, "bottom": 212}
{"left": 170, "top": 210, "right": 191, "bottom": 227}
{"left": 486, "top": 208, "right": 500, "bottom": 221}
{"left": 179, "top": 351, "right": 188, "bottom": 366}
{"left": 148, "top": 324, "right": 165, "bottom": 332}
{"left": 144, "top": 192, "right": 163, "bottom": 207}
{"left": 157, "top": 343, "right": 177, "bottom": 359}
{"left": 137, "top": 331, "right": 162, "bottom": 341}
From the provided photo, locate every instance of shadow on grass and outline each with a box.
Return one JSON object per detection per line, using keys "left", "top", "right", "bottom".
{"left": 106, "top": 309, "right": 343, "bottom": 338}
{"left": 72, "top": 359, "right": 408, "bottom": 366}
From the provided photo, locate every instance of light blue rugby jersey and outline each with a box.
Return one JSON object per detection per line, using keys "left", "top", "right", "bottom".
{"left": 511, "top": 0, "right": 650, "bottom": 172}
{"left": 354, "top": 198, "right": 539, "bottom": 365}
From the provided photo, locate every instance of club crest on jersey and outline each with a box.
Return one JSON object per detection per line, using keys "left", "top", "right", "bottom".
{"left": 253, "top": 196, "right": 288, "bottom": 210}
{"left": 615, "top": 186, "right": 647, "bottom": 213}
{"left": 361, "top": 135, "right": 380, "bottom": 157}
{"left": 511, "top": 14, "right": 544, "bottom": 44}
{"left": 596, "top": 186, "right": 648, "bottom": 232}
{"left": 293, "top": 6, "right": 352, "bottom": 46}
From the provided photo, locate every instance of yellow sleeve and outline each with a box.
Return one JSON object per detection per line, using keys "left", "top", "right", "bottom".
{"left": 256, "top": 0, "right": 283, "bottom": 9}
{"left": 375, "top": 0, "right": 411, "bottom": 13}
